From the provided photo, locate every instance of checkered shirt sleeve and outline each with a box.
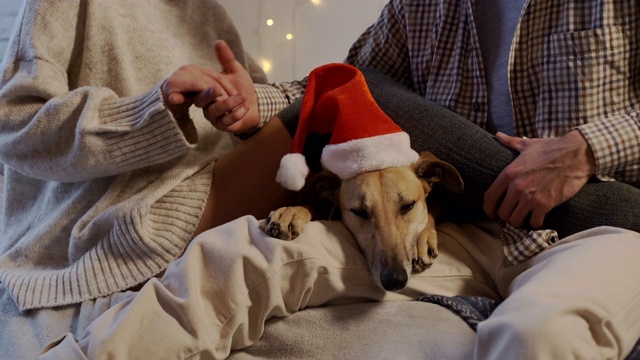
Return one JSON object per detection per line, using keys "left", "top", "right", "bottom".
{"left": 578, "top": 114, "right": 640, "bottom": 184}
{"left": 234, "top": 80, "right": 306, "bottom": 139}
{"left": 255, "top": 80, "right": 306, "bottom": 127}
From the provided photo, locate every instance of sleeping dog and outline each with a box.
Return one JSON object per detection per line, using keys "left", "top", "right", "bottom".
{"left": 264, "top": 151, "right": 463, "bottom": 292}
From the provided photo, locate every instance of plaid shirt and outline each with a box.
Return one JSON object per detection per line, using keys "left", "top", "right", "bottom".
{"left": 257, "top": 0, "right": 640, "bottom": 264}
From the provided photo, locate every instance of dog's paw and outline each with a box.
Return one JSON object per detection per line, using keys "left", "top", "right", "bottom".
{"left": 412, "top": 225, "right": 438, "bottom": 273}
{"left": 412, "top": 243, "right": 439, "bottom": 272}
{"left": 427, "top": 245, "right": 438, "bottom": 260}
{"left": 411, "top": 255, "right": 433, "bottom": 273}
{"left": 264, "top": 206, "right": 312, "bottom": 240}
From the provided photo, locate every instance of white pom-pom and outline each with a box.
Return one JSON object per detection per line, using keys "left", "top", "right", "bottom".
{"left": 276, "top": 153, "right": 310, "bottom": 191}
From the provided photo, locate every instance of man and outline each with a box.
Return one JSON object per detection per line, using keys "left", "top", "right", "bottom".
{"left": 206, "top": 0, "right": 640, "bottom": 357}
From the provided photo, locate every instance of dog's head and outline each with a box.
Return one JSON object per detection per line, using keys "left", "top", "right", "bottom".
{"left": 315, "top": 151, "right": 463, "bottom": 291}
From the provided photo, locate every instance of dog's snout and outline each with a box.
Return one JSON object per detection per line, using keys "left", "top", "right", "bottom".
{"left": 380, "top": 266, "right": 408, "bottom": 291}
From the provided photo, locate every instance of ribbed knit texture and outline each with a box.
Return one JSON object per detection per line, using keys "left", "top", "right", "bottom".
{"left": 3, "top": 165, "right": 212, "bottom": 310}
{"left": 0, "top": 0, "right": 266, "bottom": 310}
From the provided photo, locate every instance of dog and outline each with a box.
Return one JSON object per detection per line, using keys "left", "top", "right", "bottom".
{"left": 264, "top": 150, "right": 463, "bottom": 292}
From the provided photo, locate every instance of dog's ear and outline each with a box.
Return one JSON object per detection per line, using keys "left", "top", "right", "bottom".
{"left": 312, "top": 170, "right": 342, "bottom": 203}
{"left": 413, "top": 151, "right": 464, "bottom": 193}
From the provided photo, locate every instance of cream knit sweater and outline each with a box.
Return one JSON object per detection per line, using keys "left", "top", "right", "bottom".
{"left": 0, "top": 0, "right": 268, "bottom": 311}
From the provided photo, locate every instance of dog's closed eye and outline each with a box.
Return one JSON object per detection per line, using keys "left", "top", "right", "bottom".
{"left": 400, "top": 201, "right": 416, "bottom": 215}
{"left": 350, "top": 208, "right": 369, "bottom": 220}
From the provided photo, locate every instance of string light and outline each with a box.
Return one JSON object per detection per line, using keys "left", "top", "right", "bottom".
{"left": 250, "top": 0, "right": 382, "bottom": 79}
{"left": 259, "top": 58, "right": 272, "bottom": 74}
{"left": 218, "top": 0, "right": 390, "bottom": 81}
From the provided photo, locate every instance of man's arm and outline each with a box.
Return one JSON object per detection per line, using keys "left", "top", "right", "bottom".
{"left": 344, "top": 0, "right": 414, "bottom": 90}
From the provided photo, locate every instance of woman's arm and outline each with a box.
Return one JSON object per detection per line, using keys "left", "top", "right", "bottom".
{"left": 0, "top": 1, "right": 201, "bottom": 182}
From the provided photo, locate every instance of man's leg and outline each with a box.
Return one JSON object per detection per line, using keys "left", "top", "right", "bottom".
{"left": 475, "top": 227, "right": 640, "bottom": 359}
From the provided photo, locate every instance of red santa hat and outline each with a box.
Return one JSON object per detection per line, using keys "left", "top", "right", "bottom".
{"left": 276, "top": 63, "right": 419, "bottom": 191}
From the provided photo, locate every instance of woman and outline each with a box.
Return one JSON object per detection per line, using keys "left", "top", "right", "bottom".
{"left": 0, "top": 1, "right": 300, "bottom": 358}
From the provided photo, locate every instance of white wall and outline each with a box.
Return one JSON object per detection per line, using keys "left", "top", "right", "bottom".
{"left": 218, "top": 0, "right": 386, "bottom": 81}
{"left": 0, "top": 0, "right": 23, "bottom": 56}
{"left": 0, "top": 0, "right": 385, "bottom": 82}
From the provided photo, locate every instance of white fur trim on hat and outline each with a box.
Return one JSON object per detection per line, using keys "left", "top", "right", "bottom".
{"left": 276, "top": 153, "right": 310, "bottom": 191}
{"left": 320, "top": 132, "right": 419, "bottom": 180}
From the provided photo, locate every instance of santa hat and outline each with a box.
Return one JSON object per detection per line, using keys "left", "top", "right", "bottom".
{"left": 276, "top": 63, "right": 419, "bottom": 191}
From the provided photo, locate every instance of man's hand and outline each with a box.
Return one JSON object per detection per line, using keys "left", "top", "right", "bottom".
{"left": 483, "top": 130, "right": 596, "bottom": 229}
{"left": 193, "top": 40, "right": 260, "bottom": 133}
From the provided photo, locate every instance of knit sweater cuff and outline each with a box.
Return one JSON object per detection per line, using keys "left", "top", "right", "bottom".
{"left": 99, "top": 84, "right": 197, "bottom": 169}
{"left": 2, "top": 162, "right": 213, "bottom": 311}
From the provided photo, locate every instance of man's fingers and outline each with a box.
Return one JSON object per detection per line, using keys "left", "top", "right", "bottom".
{"left": 215, "top": 40, "right": 243, "bottom": 74}
{"left": 203, "top": 92, "right": 246, "bottom": 118}
{"left": 484, "top": 171, "right": 510, "bottom": 218}
{"left": 210, "top": 104, "right": 250, "bottom": 132}
{"left": 529, "top": 197, "right": 554, "bottom": 229}
{"left": 496, "top": 132, "right": 527, "bottom": 152}
{"left": 193, "top": 87, "right": 224, "bottom": 108}
{"left": 496, "top": 186, "right": 519, "bottom": 224}
{"left": 529, "top": 209, "right": 546, "bottom": 229}
{"left": 203, "top": 92, "right": 250, "bottom": 132}
{"left": 221, "top": 104, "right": 249, "bottom": 127}
{"left": 508, "top": 199, "right": 532, "bottom": 228}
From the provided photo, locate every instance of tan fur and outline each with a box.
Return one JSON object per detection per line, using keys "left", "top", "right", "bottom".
{"left": 265, "top": 151, "right": 463, "bottom": 292}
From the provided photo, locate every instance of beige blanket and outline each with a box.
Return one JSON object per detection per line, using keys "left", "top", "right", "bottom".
{"left": 229, "top": 301, "right": 475, "bottom": 359}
